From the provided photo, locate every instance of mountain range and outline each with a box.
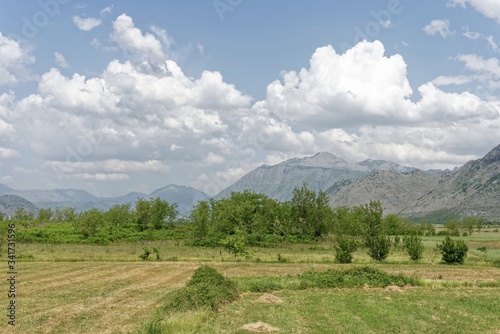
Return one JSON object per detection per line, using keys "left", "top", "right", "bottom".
{"left": 0, "top": 144, "right": 498, "bottom": 222}
{"left": 0, "top": 184, "right": 209, "bottom": 217}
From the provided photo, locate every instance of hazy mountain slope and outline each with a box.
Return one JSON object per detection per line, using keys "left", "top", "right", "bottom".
{"left": 328, "top": 170, "right": 453, "bottom": 215}
{"left": 327, "top": 144, "right": 499, "bottom": 221}
{"left": 215, "top": 152, "right": 367, "bottom": 201}
{"left": 401, "top": 144, "right": 500, "bottom": 220}
{"left": 0, "top": 184, "right": 209, "bottom": 215}
{"left": 149, "top": 184, "right": 210, "bottom": 216}
{"left": 216, "top": 152, "right": 416, "bottom": 201}
{"left": 0, "top": 195, "right": 38, "bottom": 217}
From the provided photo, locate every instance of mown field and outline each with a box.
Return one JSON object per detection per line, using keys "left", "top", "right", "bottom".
{"left": 2, "top": 229, "right": 500, "bottom": 333}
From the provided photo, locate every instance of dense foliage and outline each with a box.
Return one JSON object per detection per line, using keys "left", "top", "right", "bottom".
{"left": 437, "top": 236, "right": 469, "bottom": 264}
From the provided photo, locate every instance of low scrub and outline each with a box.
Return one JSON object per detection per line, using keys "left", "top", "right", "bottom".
{"left": 236, "top": 266, "right": 420, "bottom": 292}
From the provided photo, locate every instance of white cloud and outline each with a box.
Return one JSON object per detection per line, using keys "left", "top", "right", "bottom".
{"left": 463, "top": 27, "right": 482, "bottom": 39}
{"left": 0, "top": 147, "right": 18, "bottom": 159}
{"left": 0, "top": 33, "right": 35, "bottom": 84}
{"left": 259, "top": 40, "right": 415, "bottom": 129}
{"left": 72, "top": 16, "right": 102, "bottom": 31}
{"left": 457, "top": 54, "right": 500, "bottom": 77}
{"left": 462, "top": 27, "right": 499, "bottom": 52}
{"left": 380, "top": 20, "right": 393, "bottom": 29}
{"left": 197, "top": 44, "right": 205, "bottom": 55}
{"left": 431, "top": 75, "right": 473, "bottom": 86}
{"left": 449, "top": 0, "right": 500, "bottom": 23}
{"left": 73, "top": 173, "right": 129, "bottom": 181}
{"left": 204, "top": 152, "right": 225, "bottom": 165}
{"left": 1, "top": 18, "right": 499, "bottom": 196}
{"left": 54, "top": 52, "right": 69, "bottom": 68}
{"left": 486, "top": 35, "right": 498, "bottom": 52}
{"left": 423, "top": 19, "right": 455, "bottom": 38}
{"left": 111, "top": 14, "right": 165, "bottom": 61}
{"left": 100, "top": 5, "right": 113, "bottom": 16}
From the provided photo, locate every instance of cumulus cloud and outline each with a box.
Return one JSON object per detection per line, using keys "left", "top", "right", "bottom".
{"left": 0, "top": 33, "right": 35, "bottom": 84}
{"left": 72, "top": 16, "right": 102, "bottom": 31}
{"left": 111, "top": 14, "right": 166, "bottom": 61}
{"left": 1, "top": 15, "right": 498, "bottom": 195}
{"left": 423, "top": 19, "right": 455, "bottom": 38}
{"left": 449, "top": 0, "right": 500, "bottom": 23}
{"left": 258, "top": 40, "right": 415, "bottom": 129}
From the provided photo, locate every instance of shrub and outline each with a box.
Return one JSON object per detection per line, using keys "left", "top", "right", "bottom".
{"left": 365, "top": 235, "right": 391, "bottom": 261}
{"left": 139, "top": 247, "right": 152, "bottom": 260}
{"left": 403, "top": 234, "right": 424, "bottom": 261}
{"left": 437, "top": 236, "right": 468, "bottom": 264}
{"left": 334, "top": 236, "right": 358, "bottom": 263}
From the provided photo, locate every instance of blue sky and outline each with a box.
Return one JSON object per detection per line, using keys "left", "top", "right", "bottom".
{"left": 0, "top": 0, "right": 499, "bottom": 197}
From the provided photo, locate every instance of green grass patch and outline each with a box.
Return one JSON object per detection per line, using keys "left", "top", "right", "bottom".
{"left": 236, "top": 266, "right": 421, "bottom": 292}
{"left": 201, "top": 287, "right": 500, "bottom": 333}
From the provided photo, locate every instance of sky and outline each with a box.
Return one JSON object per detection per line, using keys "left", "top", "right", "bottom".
{"left": 0, "top": 0, "right": 499, "bottom": 197}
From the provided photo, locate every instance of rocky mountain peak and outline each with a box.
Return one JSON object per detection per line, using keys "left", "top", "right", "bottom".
{"left": 480, "top": 144, "right": 500, "bottom": 166}
{"left": 295, "top": 152, "right": 349, "bottom": 168}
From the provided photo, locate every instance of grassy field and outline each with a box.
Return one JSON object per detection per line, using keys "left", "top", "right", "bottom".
{"left": 2, "top": 229, "right": 499, "bottom": 333}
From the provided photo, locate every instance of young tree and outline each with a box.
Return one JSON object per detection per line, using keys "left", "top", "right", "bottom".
{"left": 221, "top": 228, "right": 249, "bottom": 258}
{"left": 191, "top": 201, "right": 211, "bottom": 245}
{"left": 136, "top": 197, "right": 178, "bottom": 231}
{"left": 403, "top": 234, "right": 424, "bottom": 261}
{"left": 362, "top": 201, "right": 391, "bottom": 261}
{"left": 14, "top": 207, "right": 33, "bottom": 221}
{"left": 334, "top": 236, "right": 359, "bottom": 263}
{"left": 74, "top": 208, "right": 103, "bottom": 237}
{"left": 105, "top": 203, "right": 134, "bottom": 232}
{"left": 290, "top": 183, "right": 331, "bottom": 239}
{"left": 437, "top": 236, "right": 468, "bottom": 264}
{"left": 37, "top": 208, "right": 53, "bottom": 222}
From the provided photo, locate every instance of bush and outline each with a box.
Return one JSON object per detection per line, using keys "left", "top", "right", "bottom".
{"left": 403, "top": 234, "right": 424, "bottom": 261}
{"left": 334, "top": 236, "right": 358, "bottom": 263}
{"left": 437, "top": 236, "right": 468, "bottom": 264}
{"left": 365, "top": 235, "right": 391, "bottom": 261}
{"left": 164, "top": 265, "right": 238, "bottom": 312}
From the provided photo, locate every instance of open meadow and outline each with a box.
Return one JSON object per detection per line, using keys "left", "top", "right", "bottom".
{"left": 1, "top": 227, "right": 499, "bottom": 334}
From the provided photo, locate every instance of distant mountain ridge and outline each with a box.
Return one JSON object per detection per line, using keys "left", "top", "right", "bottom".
{"left": 329, "top": 144, "right": 500, "bottom": 221}
{"left": 1, "top": 144, "right": 498, "bottom": 221}
{"left": 215, "top": 152, "right": 416, "bottom": 201}
{"left": 0, "top": 195, "right": 38, "bottom": 217}
{"left": 0, "top": 184, "right": 209, "bottom": 216}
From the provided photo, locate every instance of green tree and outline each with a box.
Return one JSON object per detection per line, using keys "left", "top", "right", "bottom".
{"left": 74, "top": 208, "right": 103, "bottom": 237}
{"left": 135, "top": 198, "right": 151, "bottom": 231}
{"left": 135, "top": 197, "right": 178, "bottom": 231}
{"left": 290, "top": 183, "right": 331, "bottom": 239}
{"left": 437, "top": 236, "right": 468, "bottom": 264}
{"left": 403, "top": 234, "right": 424, "bottom": 261}
{"left": 221, "top": 228, "right": 249, "bottom": 258}
{"left": 37, "top": 208, "right": 53, "bottom": 222}
{"left": 334, "top": 236, "right": 359, "bottom": 263}
{"left": 14, "top": 208, "right": 33, "bottom": 221}
{"left": 362, "top": 201, "right": 391, "bottom": 261}
{"left": 105, "top": 203, "right": 133, "bottom": 232}
{"left": 443, "top": 220, "right": 460, "bottom": 236}
{"left": 190, "top": 201, "right": 211, "bottom": 244}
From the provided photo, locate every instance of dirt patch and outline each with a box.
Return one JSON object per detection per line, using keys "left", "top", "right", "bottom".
{"left": 241, "top": 322, "right": 279, "bottom": 332}
{"left": 386, "top": 285, "right": 403, "bottom": 292}
{"left": 257, "top": 293, "right": 284, "bottom": 303}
